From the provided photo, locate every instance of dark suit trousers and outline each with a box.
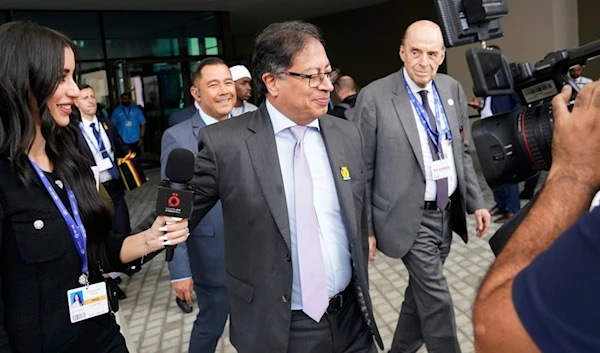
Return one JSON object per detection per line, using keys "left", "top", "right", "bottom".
{"left": 288, "top": 289, "right": 376, "bottom": 353}
{"left": 128, "top": 142, "right": 141, "bottom": 156}
{"left": 103, "top": 180, "right": 131, "bottom": 234}
{"left": 390, "top": 208, "right": 461, "bottom": 353}
{"left": 189, "top": 283, "right": 229, "bottom": 353}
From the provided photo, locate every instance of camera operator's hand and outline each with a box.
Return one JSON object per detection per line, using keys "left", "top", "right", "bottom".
{"left": 550, "top": 81, "right": 600, "bottom": 191}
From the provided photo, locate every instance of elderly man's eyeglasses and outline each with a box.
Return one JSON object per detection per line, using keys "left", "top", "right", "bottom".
{"left": 281, "top": 68, "right": 340, "bottom": 88}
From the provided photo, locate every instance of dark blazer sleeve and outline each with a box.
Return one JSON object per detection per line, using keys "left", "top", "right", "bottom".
{"left": 104, "top": 230, "right": 163, "bottom": 274}
{"left": 132, "top": 127, "right": 219, "bottom": 241}
{"left": 0, "top": 202, "right": 12, "bottom": 353}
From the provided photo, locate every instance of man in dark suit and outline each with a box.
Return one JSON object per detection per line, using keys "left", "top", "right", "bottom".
{"left": 330, "top": 75, "right": 358, "bottom": 119}
{"left": 168, "top": 62, "right": 224, "bottom": 128}
{"left": 161, "top": 57, "right": 234, "bottom": 353}
{"left": 137, "top": 20, "right": 382, "bottom": 353}
{"left": 168, "top": 103, "right": 196, "bottom": 127}
{"left": 74, "top": 85, "right": 132, "bottom": 235}
{"left": 74, "top": 85, "right": 133, "bottom": 299}
{"left": 353, "top": 20, "right": 491, "bottom": 353}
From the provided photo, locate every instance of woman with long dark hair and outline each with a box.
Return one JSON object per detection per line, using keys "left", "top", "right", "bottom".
{"left": 0, "top": 21, "right": 189, "bottom": 352}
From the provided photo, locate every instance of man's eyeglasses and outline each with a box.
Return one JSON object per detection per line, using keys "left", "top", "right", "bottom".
{"left": 281, "top": 68, "right": 340, "bottom": 88}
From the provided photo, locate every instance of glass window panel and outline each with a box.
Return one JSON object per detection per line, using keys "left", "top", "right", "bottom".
{"left": 103, "top": 12, "right": 222, "bottom": 58}
{"left": 0, "top": 11, "right": 7, "bottom": 25}
{"left": 78, "top": 62, "right": 111, "bottom": 113}
{"left": 205, "top": 37, "right": 219, "bottom": 55}
{"left": 11, "top": 11, "right": 104, "bottom": 61}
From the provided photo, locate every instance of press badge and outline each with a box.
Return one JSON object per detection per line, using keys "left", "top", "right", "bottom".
{"left": 96, "top": 156, "right": 113, "bottom": 172}
{"left": 431, "top": 159, "right": 452, "bottom": 180}
{"left": 67, "top": 282, "right": 109, "bottom": 323}
{"left": 125, "top": 120, "right": 133, "bottom": 127}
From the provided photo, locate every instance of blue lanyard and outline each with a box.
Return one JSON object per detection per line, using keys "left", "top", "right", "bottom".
{"left": 122, "top": 106, "right": 131, "bottom": 121}
{"left": 28, "top": 158, "right": 88, "bottom": 281}
{"left": 78, "top": 123, "right": 113, "bottom": 163}
{"left": 403, "top": 72, "right": 452, "bottom": 154}
{"left": 241, "top": 103, "right": 246, "bottom": 114}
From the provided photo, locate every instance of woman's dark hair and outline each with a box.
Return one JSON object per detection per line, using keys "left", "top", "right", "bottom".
{"left": 0, "top": 21, "right": 111, "bottom": 281}
{"left": 251, "top": 21, "right": 324, "bottom": 96}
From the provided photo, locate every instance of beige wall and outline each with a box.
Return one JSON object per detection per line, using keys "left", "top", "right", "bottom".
{"left": 578, "top": 0, "right": 600, "bottom": 80}
{"left": 233, "top": 0, "right": 438, "bottom": 89}
{"left": 233, "top": 0, "right": 591, "bottom": 102}
{"left": 446, "top": 0, "right": 579, "bottom": 109}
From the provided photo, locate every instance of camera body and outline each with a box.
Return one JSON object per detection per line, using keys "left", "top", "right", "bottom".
{"left": 468, "top": 42, "right": 600, "bottom": 189}
{"left": 433, "top": 0, "right": 600, "bottom": 189}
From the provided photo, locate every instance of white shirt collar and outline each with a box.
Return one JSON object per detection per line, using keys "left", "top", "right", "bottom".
{"left": 266, "top": 99, "right": 320, "bottom": 135}
{"left": 403, "top": 67, "right": 434, "bottom": 99}
{"left": 81, "top": 116, "right": 100, "bottom": 130}
{"left": 194, "top": 101, "right": 232, "bottom": 125}
{"left": 195, "top": 106, "right": 220, "bottom": 126}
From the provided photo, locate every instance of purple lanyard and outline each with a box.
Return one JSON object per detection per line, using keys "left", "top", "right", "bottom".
{"left": 29, "top": 158, "right": 89, "bottom": 283}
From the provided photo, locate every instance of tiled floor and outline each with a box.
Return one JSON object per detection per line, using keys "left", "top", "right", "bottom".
{"left": 119, "top": 147, "right": 542, "bottom": 353}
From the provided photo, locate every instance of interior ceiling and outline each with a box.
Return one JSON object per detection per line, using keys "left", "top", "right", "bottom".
{"left": 2, "top": 0, "right": 392, "bottom": 34}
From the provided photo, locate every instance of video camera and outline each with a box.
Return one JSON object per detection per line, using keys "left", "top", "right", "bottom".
{"left": 433, "top": 0, "right": 600, "bottom": 189}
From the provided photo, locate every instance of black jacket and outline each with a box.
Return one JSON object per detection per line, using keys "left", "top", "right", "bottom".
{"left": 168, "top": 104, "right": 196, "bottom": 127}
{"left": 330, "top": 94, "right": 358, "bottom": 119}
{"left": 0, "top": 160, "right": 133, "bottom": 352}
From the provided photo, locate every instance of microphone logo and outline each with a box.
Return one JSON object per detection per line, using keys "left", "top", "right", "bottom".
{"left": 168, "top": 193, "right": 181, "bottom": 208}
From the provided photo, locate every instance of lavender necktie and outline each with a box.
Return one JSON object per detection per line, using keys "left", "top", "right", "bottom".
{"left": 418, "top": 90, "right": 449, "bottom": 210}
{"left": 289, "top": 125, "right": 329, "bottom": 322}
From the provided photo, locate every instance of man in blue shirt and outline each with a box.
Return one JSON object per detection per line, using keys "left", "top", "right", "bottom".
{"left": 110, "top": 92, "right": 146, "bottom": 155}
{"left": 473, "top": 80, "right": 600, "bottom": 352}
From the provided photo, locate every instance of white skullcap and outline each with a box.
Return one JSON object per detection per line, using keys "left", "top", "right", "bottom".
{"left": 230, "top": 65, "right": 252, "bottom": 81}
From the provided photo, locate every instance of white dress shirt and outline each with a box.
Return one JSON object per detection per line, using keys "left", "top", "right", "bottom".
{"left": 571, "top": 75, "right": 593, "bottom": 89}
{"left": 480, "top": 96, "right": 494, "bottom": 119}
{"left": 80, "top": 117, "right": 116, "bottom": 183}
{"left": 403, "top": 68, "right": 458, "bottom": 201}
{"left": 231, "top": 101, "right": 258, "bottom": 117}
{"left": 195, "top": 101, "right": 232, "bottom": 124}
{"left": 266, "top": 100, "right": 352, "bottom": 310}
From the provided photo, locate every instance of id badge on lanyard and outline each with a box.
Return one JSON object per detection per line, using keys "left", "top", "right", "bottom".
{"left": 79, "top": 124, "right": 114, "bottom": 172}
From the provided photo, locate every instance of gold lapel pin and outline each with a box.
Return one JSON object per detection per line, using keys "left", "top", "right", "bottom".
{"left": 340, "top": 166, "right": 351, "bottom": 181}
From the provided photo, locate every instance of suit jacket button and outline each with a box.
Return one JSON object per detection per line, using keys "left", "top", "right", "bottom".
{"left": 285, "top": 254, "right": 291, "bottom": 262}
{"left": 282, "top": 294, "right": 290, "bottom": 303}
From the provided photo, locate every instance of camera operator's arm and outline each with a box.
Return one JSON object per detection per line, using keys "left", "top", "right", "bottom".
{"left": 473, "top": 82, "right": 600, "bottom": 353}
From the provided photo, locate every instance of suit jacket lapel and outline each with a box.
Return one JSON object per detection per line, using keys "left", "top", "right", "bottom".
{"left": 434, "top": 79, "right": 463, "bottom": 167}
{"left": 191, "top": 111, "right": 206, "bottom": 141}
{"left": 392, "top": 70, "right": 426, "bottom": 176}
{"left": 76, "top": 125, "right": 96, "bottom": 165}
{"left": 245, "top": 106, "right": 291, "bottom": 251}
{"left": 320, "top": 117, "right": 358, "bottom": 241}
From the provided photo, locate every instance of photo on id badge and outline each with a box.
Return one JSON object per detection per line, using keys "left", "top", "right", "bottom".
{"left": 67, "top": 282, "right": 109, "bottom": 323}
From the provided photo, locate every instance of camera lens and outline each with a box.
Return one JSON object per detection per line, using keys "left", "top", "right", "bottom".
{"left": 472, "top": 99, "right": 554, "bottom": 189}
{"left": 517, "top": 100, "right": 554, "bottom": 172}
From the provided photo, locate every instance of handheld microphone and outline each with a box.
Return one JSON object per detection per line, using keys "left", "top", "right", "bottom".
{"left": 156, "top": 148, "right": 196, "bottom": 262}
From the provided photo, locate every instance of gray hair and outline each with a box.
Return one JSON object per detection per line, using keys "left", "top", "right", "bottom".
{"left": 251, "top": 21, "right": 325, "bottom": 95}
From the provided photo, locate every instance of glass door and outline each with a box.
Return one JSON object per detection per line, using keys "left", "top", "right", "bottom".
{"left": 108, "top": 60, "right": 186, "bottom": 162}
